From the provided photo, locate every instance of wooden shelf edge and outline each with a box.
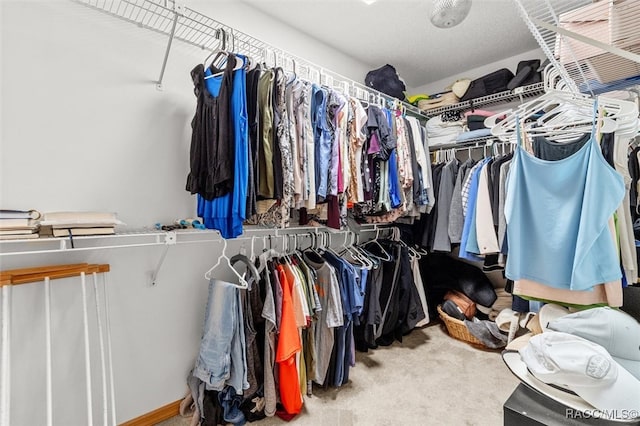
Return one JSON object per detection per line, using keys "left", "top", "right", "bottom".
{"left": 120, "top": 399, "right": 182, "bottom": 426}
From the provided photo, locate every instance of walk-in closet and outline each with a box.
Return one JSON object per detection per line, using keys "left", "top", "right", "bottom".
{"left": 1, "top": 1, "right": 640, "bottom": 425}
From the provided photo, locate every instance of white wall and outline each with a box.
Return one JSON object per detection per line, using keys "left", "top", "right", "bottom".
{"left": 0, "top": 1, "right": 368, "bottom": 424}
{"left": 408, "top": 47, "right": 546, "bottom": 95}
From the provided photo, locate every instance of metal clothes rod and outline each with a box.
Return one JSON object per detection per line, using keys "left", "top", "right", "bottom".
{"left": 75, "top": 0, "right": 428, "bottom": 119}
{"left": 431, "top": 139, "right": 514, "bottom": 152}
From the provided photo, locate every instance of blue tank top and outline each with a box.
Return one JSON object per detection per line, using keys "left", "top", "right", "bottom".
{"left": 504, "top": 104, "right": 624, "bottom": 291}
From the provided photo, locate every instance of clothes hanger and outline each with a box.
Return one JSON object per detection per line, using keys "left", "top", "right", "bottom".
{"left": 323, "top": 230, "right": 341, "bottom": 257}
{"left": 350, "top": 231, "right": 376, "bottom": 270}
{"left": 413, "top": 244, "right": 429, "bottom": 256}
{"left": 244, "top": 55, "right": 258, "bottom": 71}
{"left": 390, "top": 226, "right": 420, "bottom": 258}
{"left": 340, "top": 231, "right": 373, "bottom": 270}
{"left": 204, "top": 55, "right": 245, "bottom": 80}
{"left": 274, "top": 229, "right": 289, "bottom": 264}
{"left": 345, "top": 231, "right": 376, "bottom": 267}
{"left": 355, "top": 236, "right": 380, "bottom": 269}
{"left": 485, "top": 65, "right": 637, "bottom": 142}
{"left": 230, "top": 254, "right": 260, "bottom": 290}
{"left": 292, "top": 233, "right": 308, "bottom": 264}
{"left": 360, "top": 227, "right": 392, "bottom": 262}
{"left": 257, "top": 235, "right": 279, "bottom": 274}
{"left": 284, "top": 57, "right": 297, "bottom": 85}
{"left": 302, "top": 231, "right": 320, "bottom": 256}
{"left": 203, "top": 29, "right": 245, "bottom": 80}
{"left": 320, "top": 230, "right": 333, "bottom": 255}
{"left": 203, "top": 29, "right": 229, "bottom": 70}
{"left": 203, "top": 239, "right": 249, "bottom": 289}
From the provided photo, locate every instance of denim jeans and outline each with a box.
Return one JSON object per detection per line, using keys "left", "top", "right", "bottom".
{"left": 218, "top": 386, "right": 246, "bottom": 426}
{"left": 194, "top": 279, "right": 248, "bottom": 395}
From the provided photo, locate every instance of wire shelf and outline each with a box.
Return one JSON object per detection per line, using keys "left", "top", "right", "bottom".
{"left": 75, "top": 0, "right": 428, "bottom": 119}
{"left": 419, "top": 82, "right": 546, "bottom": 117}
{"left": 0, "top": 225, "right": 346, "bottom": 256}
{"left": 429, "top": 136, "right": 509, "bottom": 151}
{"left": 513, "top": 0, "right": 640, "bottom": 96}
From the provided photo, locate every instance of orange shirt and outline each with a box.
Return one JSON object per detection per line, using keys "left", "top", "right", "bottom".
{"left": 275, "top": 265, "right": 303, "bottom": 414}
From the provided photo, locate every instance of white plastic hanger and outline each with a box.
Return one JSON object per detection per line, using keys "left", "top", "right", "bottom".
{"left": 341, "top": 231, "right": 373, "bottom": 270}
{"left": 361, "top": 227, "right": 392, "bottom": 262}
{"left": 203, "top": 239, "right": 249, "bottom": 289}
{"left": 203, "top": 29, "right": 244, "bottom": 80}
{"left": 203, "top": 29, "right": 229, "bottom": 70}
{"left": 532, "top": 95, "right": 634, "bottom": 139}
{"left": 257, "top": 235, "right": 279, "bottom": 274}
{"left": 486, "top": 79, "right": 637, "bottom": 142}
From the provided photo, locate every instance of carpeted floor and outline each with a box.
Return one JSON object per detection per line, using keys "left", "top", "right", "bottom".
{"left": 158, "top": 323, "right": 519, "bottom": 426}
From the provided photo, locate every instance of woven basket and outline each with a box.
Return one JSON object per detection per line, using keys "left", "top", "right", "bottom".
{"left": 437, "top": 304, "right": 484, "bottom": 347}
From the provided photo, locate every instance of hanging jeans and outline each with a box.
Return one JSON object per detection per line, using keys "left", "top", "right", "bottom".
{"left": 194, "top": 279, "right": 249, "bottom": 395}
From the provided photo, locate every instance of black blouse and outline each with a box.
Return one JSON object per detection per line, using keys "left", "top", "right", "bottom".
{"left": 186, "top": 56, "right": 236, "bottom": 200}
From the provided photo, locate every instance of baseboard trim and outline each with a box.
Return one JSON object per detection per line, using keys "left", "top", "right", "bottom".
{"left": 120, "top": 399, "right": 182, "bottom": 426}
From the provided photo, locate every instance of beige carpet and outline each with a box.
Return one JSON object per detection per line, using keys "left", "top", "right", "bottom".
{"left": 158, "top": 323, "right": 519, "bottom": 426}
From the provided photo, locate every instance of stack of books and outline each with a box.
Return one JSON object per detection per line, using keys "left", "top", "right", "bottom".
{"left": 40, "top": 212, "right": 124, "bottom": 237}
{"left": 0, "top": 210, "right": 41, "bottom": 240}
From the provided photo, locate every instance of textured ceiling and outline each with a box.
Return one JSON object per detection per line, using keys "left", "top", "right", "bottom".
{"left": 241, "top": 0, "right": 540, "bottom": 88}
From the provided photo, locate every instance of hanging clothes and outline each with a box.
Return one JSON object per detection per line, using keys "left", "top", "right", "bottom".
{"left": 193, "top": 279, "right": 248, "bottom": 395}
{"left": 257, "top": 69, "right": 276, "bottom": 199}
{"left": 260, "top": 264, "right": 278, "bottom": 417}
{"left": 274, "top": 264, "right": 303, "bottom": 415}
{"left": 348, "top": 98, "right": 368, "bottom": 204}
{"left": 504, "top": 112, "right": 625, "bottom": 292}
{"left": 432, "top": 158, "right": 459, "bottom": 252}
{"left": 246, "top": 67, "right": 261, "bottom": 217}
{"left": 186, "top": 59, "right": 235, "bottom": 200}
{"left": 198, "top": 60, "right": 249, "bottom": 238}
{"left": 187, "top": 56, "right": 444, "bottom": 232}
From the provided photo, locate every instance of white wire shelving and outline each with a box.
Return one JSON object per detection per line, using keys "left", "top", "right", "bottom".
{"left": 74, "top": 0, "right": 429, "bottom": 120}
{"left": 0, "top": 225, "right": 349, "bottom": 257}
{"left": 419, "top": 82, "right": 546, "bottom": 117}
{"left": 513, "top": 0, "right": 640, "bottom": 96}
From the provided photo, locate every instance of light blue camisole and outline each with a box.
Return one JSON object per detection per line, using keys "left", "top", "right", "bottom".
{"left": 504, "top": 103, "right": 624, "bottom": 291}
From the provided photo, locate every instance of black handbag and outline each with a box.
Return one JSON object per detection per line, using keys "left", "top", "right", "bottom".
{"left": 460, "top": 68, "right": 515, "bottom": 101}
